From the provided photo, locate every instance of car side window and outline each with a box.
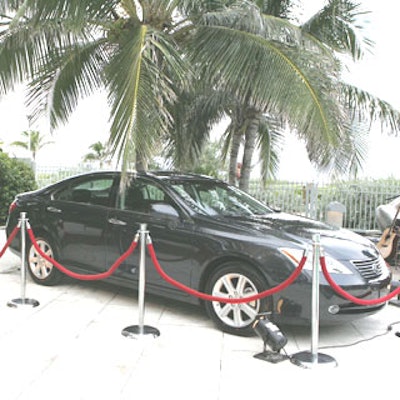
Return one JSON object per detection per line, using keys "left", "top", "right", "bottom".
{"left": 118, "top": 181, "right": 173, "bottom": 213}
{"left": 54, "top": 177, "right": 115, "bottom": 207}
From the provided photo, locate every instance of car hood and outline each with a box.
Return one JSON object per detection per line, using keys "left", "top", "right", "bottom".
{"left": 202, "top": 211, "right": 380, "bottom": 261}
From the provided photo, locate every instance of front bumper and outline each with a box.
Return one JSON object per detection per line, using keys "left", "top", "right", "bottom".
{"left": 272, "top": 275, "right": 392, "bottom": 326}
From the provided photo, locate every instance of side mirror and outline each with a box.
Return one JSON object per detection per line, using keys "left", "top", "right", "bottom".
{"left": 150, "top": 202, "right": 180, "bottom": 218}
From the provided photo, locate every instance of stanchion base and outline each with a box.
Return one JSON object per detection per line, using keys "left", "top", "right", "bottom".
{"left": 389, "top": 299, "right": 400, "bottom": 307}
{"left": 121, "top": 325, "right": 160, "bottom": 339}
{"left": 7, "top": 298, "right": 40, "bottom": 308}
{"left": 254, "top": 350, "right": 289, "bottom": 364}
{"left": 290, "top": 350, "right": 337, "bottom": 369}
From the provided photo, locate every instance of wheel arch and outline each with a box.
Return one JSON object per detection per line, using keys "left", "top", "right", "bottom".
{"left": 198, "top": 254, "right": 272, "bottom": 297}
{"left": 200, "top": 255, "right": 277, "bottom": 336}
{"left": 25, "top": 225, "right": 64, "bottom": 286}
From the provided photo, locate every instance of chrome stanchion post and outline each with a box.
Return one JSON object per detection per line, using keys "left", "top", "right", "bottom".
{"left": 310, "top": 234, "right": 321, "bottom": 364}
{"left": 7, "top": 212, "right": 40, "bottom": 308}
{"left": 122, "top": 224, "right": 160, "bottom": 339}
{"left": 291, "top": 234, "right": 337, "bottom": 368}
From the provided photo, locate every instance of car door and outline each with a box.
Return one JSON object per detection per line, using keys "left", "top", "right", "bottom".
{"left": 106, "top": 178, "right": 197, "bottom": 297}
{"left": 47, "top": 174, "right": 117, "bottom": 273}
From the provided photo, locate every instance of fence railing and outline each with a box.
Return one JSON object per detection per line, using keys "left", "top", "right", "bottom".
{"left": 35, "top": 165, "right": 400, "bottom": 233}
{"left": 35, "top": 164, "right": 98, "bottom": 188}
{"left": 249, "top": 179, "right": 400, "bottom": 233}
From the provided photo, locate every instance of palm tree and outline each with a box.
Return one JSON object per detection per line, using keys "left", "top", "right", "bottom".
{"left": 1, "top": 0, "right": 190, "bottom": 180}
{"left": 171, "top": 0, "right": 400, "bottom": 189}
{"left": 1, "top": 1, "right": 398, "bottom": 190}
{"left": 10, "top": 130, "right": 53, "bottom": 160}
{"left": 0, "top": 2, "right": 339, "bottom": 179}
{"left": 83, "top": 141, "right": 112, "bottom": 168}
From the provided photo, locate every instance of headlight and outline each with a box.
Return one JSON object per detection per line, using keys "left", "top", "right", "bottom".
{"left": 279, "top": 247, "right": 353, "bottom": 275}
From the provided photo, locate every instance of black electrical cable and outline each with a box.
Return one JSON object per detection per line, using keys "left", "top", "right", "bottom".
{"left": 318, "top": 320, "right": 400, "bottom": 350}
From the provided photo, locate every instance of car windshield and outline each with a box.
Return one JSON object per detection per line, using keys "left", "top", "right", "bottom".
{"left": 170, "top": 180, "right": 273, "bottom": 217}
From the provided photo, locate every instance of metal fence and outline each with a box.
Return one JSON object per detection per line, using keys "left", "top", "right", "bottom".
{"left": 250, "top": 179, "right": 400, "bottom": 233}
{"left": 35, "top": 164, "right": 98, "bottom": 188}
{"left": 35, "top": 165, "right": 400, "bottom": 233}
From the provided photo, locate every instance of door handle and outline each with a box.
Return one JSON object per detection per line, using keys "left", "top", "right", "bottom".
{"left": 108, "top": 218, "right": 127, "bottom": 226}
{"left": 46, "top": 206, "right": 62, "bottom": 213}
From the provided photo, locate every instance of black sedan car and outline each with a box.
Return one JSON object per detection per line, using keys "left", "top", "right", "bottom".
{"left": 6, "top": 171, "right": 391, "bottom": 336}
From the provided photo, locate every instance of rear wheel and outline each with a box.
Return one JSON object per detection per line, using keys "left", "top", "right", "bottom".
{"left": 27, "top": 236, "right": 62, "bottom": 286}
{"left": 204, "top": 262, "right": 272, "bottom": 336}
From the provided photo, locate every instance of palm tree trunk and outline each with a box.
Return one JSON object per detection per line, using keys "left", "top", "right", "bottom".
{"left": 135, "top": 150, "right": 148, "bottom": 171}
{"left": 228, "top": 130, "right": 242, "bottom": 185}
{"left": 239, "top": 115, "right": 260, "bottom": 192}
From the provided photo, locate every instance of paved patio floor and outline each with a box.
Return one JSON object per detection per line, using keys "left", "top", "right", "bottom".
{"left": 1, "top": 227, "right": 400, "bottom": 399}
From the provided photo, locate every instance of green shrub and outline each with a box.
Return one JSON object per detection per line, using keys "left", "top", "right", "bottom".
{"left": 0, "top": 152, "right": 37, "bottom": 224}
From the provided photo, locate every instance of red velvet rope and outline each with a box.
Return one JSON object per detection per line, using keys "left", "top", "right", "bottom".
{"left": 320, "top": 256, "right": 400, "bottom": 305}
{"left": 147, "top": 242, "right": 306, "bottom": 304}
{"left": 0, "top": 225, "right": 20, "bottom": 259}
{"left": 9, "top": 221, "right": 398, "bottom": 307}
{"left": 27, "top": 228, "right": 138, "bottom": 281}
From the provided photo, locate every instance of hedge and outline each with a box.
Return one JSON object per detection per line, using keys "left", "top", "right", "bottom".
{"left": 0, "top": 152, "right": 37, "bottom": 224}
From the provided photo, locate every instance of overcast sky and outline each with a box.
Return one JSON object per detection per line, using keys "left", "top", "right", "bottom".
{"left": 0, "top": 1, "right": 399, "bottom": 179}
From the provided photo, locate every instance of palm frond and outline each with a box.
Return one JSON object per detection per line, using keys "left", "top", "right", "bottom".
{"left": 26, "top": 38, "right": 107, "bottom": 128}
{"left": 172, "top": 92, "right": 230, "bottom": 168}
{"left": 342, "top": 84, "right": 400, "bottom": 134}
{"left": 190, "top": 25, "right": 344, "bottom": 148}
{"left": 106, "top": 21, "right": 189, "bottom": 179}
{"left": 302, "top": 0, "right": 373, "bottom": 60}
{"left": 257, "top": 115, "right": 285, "bottom": 181}
{"left": 0, "top": 9, "right": 97, "bottom": 93}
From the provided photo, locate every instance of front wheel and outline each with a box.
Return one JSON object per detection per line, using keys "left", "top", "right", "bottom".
{"left": 27, "top": 236, "right": 63, "bottom": 286}
{"left": 204, "top": 262, "right": 272, "bottom": 336}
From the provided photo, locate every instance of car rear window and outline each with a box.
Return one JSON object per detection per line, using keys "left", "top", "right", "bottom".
{"left": 54, "top": 177, "right": 115, "bottom": 207}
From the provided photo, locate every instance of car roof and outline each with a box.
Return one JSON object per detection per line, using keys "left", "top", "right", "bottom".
{"left": 146, "top": 171, "right": 223, "bottom": 183}
{"left": 82, "top": 170, "right": 221, "bottom": 181}
{"left": 49, "top": 170, "right": 224, "bottom": 186}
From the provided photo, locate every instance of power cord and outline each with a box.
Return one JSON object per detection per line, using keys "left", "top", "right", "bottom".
{"left": 387, "top": 321, "right": 400, "bottom": 338}
{"left": 318, "top": 320, "right": 400, "bottom": 350}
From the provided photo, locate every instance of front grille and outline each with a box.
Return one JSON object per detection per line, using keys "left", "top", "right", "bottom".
{"left": 351, "top": 257, "right": 385, "bottom": 281}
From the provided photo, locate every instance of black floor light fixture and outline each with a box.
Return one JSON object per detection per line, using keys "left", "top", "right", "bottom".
{"left": 252, "top": 313, "right": 289, "bottom": 363}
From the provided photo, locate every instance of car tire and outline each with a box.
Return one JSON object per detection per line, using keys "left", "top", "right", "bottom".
{"left": 27, "top": 236, "right": 63, "bottom": 286}
{"left": 204, "top": 262, "right": 272, "bottom": 336}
